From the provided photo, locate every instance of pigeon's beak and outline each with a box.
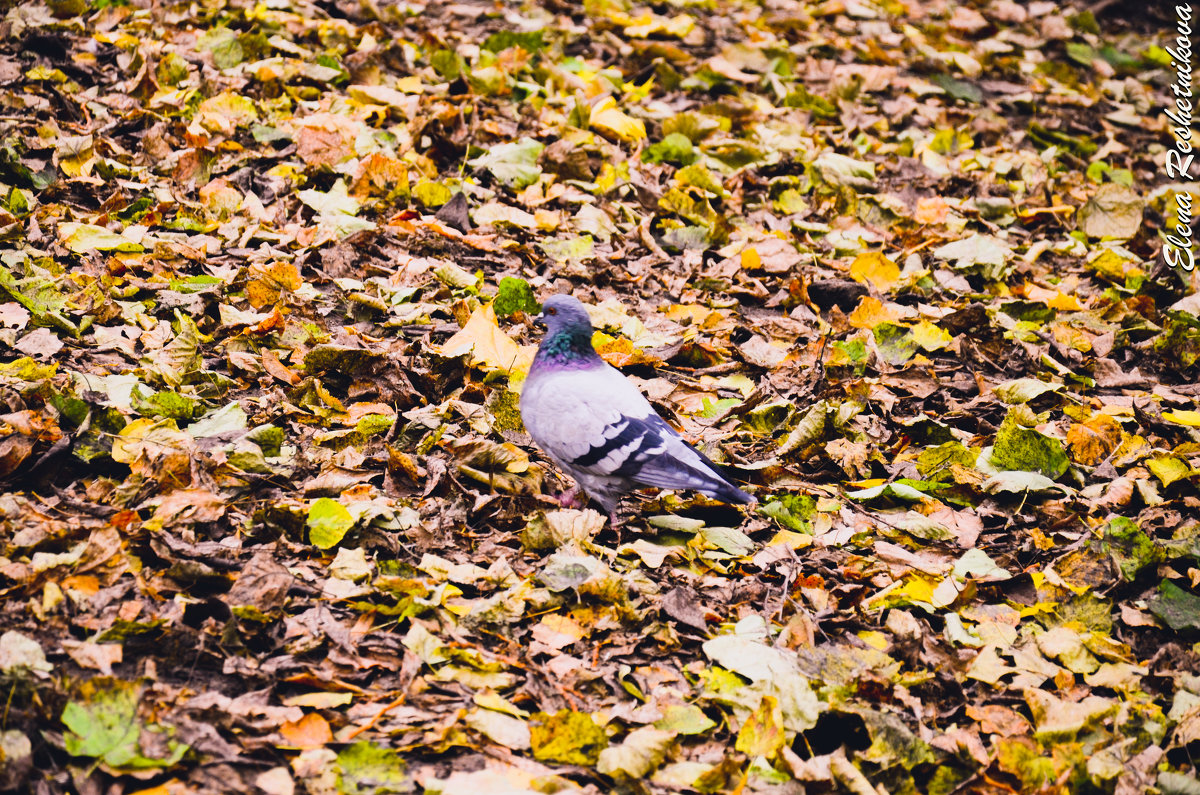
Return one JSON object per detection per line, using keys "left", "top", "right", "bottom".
{"left": 532, "top": 311, "right": 546, "bottom": 328}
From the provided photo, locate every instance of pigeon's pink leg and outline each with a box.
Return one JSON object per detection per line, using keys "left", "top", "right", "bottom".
{"left": 557, "top": 487, "right": 582, "bottom": 509}
{"left": 608, "top": 510, "right": 623, "bottom": 545}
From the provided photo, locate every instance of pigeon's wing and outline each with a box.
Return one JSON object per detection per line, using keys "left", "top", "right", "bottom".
{"left": 521, "top": 364, "right": 751, "bottom": 502}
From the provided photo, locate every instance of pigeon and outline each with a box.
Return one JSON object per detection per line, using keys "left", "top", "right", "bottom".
{"left": 520, "top": 294, "right": 754, "bottom": 523}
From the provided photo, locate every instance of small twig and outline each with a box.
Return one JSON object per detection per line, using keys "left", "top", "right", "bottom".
{"left": 344, "top": 693, "right": 407, "bottom": 740}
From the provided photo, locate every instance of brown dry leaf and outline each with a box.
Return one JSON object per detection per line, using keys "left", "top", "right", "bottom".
{"left": 110, "top": 419, "right": 194, "bottom": 485}
{"left": 254, "top": 768, "right": 296, "bottom": 795}
{"left": 1067, "top": 414, "right": 1123, "bottom": 466}
{"left": 530, "top": 614, "right": 586, "bottom": 652}
{"left": 62, "top": 641, "right": 123, "bottom": 675}
{"left": 965, "top": 704, "right": 1032, "bottom": 737}
{"left": 294, "top": 113, "right": 361, "bottom": 167}
{"left": 740, "top": 236, "right": 803, "bottom": 274}
{"left": 145, "top": 488, "right": 227, "bottom": 528}
{"left": 227, "top": 551, "right": 296, "bottom": 612}
{"left": 14, "top": 328, "right": 64, "bottom": 359}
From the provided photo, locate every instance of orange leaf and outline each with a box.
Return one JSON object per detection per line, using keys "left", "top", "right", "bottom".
{"left": 1066, "top": 414, "right": 1122, "bottom": 466}
{"left": 262, "top": 349, "right": 301, "bottom": 386}
{"left": 280, "top": 712, "right": 333, "bottom": 749}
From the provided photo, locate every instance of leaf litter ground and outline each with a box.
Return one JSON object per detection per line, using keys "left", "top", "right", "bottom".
{"left": 0, "top": 0, "right": 1198, "bottom": 793}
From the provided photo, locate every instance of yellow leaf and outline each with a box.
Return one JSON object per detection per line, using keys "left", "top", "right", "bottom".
{"left": 283, "top": 692, "right": 355, "bottom": 709}
{"left": 592, "top": 332, "right": 659, "bottom": 367}
{"left": 1164, "top": 410, "right": 1200, "bottom": 427}
{"left": 440, "top": 303, "right": 535, "bottom": 376}
{"left": 624, "top": 12, "right": 694, "bottom": 38}
{"left": 532, "top": 614, "right": 587, "bottom": 650}
{"left": 911, "top": 320, "right": 952, "bottom": 351}
{"left": 857, "top": 630, "right": 889, "bottom": 650}
{"left": 1047, "top": 292, "right": 1083, "bottom": 311}
{"left": 848, "top": 296, "right": 903, "bottom": 329}
{"left": 194, "top": 91, "right": 258, "bottom": 135}
{"left": 735, "top": 695, "right": 785, "bottom": 758}
{"left": 849, "top": 251, "right": 900, "bottom": 291}
{"left": 716, "top": 373, "right": 755, "bottom": 397}
{"left": 741, "top": 246, "right": 761, "bottom": 270}
{"left": 1148, "top": 455, "right": 1191, "bottom": 487}
{"left": 127, "top": 782, "right": 189, "bottom": 795}
{"left": 589, "top": 96, "right": 646, "bottom": 143}
{"left": 847, "top": 477, "right": 887, "bottom": 489}
{"left": 246, "top": 261, "right": 303, "bottom": 308}
{"left": 893, "top": 575, "right": 937, "bottom": 605}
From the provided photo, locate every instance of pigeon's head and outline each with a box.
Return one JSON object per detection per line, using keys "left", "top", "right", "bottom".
{"left": 536, "top": 294, "right": 594, "bottom": 338}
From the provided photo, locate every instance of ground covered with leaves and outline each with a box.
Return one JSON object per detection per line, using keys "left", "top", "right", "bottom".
{"left": 0, "top": 0, "right": 1198, "bottom": 792}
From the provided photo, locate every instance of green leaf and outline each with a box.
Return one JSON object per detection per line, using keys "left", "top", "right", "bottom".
{"left": 93, "top": 619, "right": 167, "bottom": 643}
{"left": 481, "top": 30, "right": 544, "bottom": 53}
{"left": 846, "top": 482, "right": 929, "bottom": 503}
{"left": 758, "top": 493, "right": 815, "bottom": 531}
{"left": 932, "top": 234, "right": 1013, "bottom": 281}
{"left": 468, "top": 138, "right": 544, "bottom": 189}
{"left": 990, "top": 406, "right": 1069, "bottom": 479}
{"left": 982, "top": 470, "right": 1072, "bottom": 495}
{"left": 529, "top": 710, "right": 608, "bottom": 765}
{"left": 540, "top": 234, "right": 594, "bottom": 264}
{"left": 308, "top": 498, "right": 356, "bottom": 549}
{"left": 430, "top": 49, "right": 465, "bottom": 80}
{"left": 993, "top": 378, "right": 1062, "bottom": 404}
{"left": 643, "top": 132, "right": 696, "bottom": 166}
{"left": 701, "top": 526, "right": 754, "bottom": 556}
{"left": 297, "top": 179, "right": 362, "bottom": 217}
{"left": 1104, "top": 517, "right": 1161, "bottom": 581}
{"left": 931, "top": 73, "right": 982, "bottom": 103}
{"left": 186, "top": 402, "right": 247, "bottom": 438}
{"left": 492, "top": 276, "right": 539, "bottom": 318}
{"left": 916, "top": 441, "right": 976, "bottom": 479}
{"left": 873, "top": 322, "right": 916, "bottom": 365}
{"left": 62, "top": 678, "right": 187, "bottom": 771}
{"left": 336, "top": 742, "right": 410, "bottom": 795}
{"left": 655, "top": 703, "right": 717, "bottom": 735}
{"left": 412, "top": 180, "right": 453, "bottom": 208}
{"left": 1158, "top": 772, "right": 1200, "bottom": 795}
{"left": 1148, "top": 580, "right": 1200, "bottom": 631}
{"left": 0, "top": 264, "right": 80, "bottom": 337}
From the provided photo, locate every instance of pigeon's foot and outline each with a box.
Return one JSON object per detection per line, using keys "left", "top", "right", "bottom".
{"left": 609, "top": 511, "right": 623, "bottom": 545}
{"left": 556, "top": 487, "right": 583, "bottom": 509}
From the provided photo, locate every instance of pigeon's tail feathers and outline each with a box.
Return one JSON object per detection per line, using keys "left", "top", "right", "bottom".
{"left": 704, "top": 478, "right": 755, "bottom": 505}
{"left": 632, "top": 454, "right": 754, "bottom": 506}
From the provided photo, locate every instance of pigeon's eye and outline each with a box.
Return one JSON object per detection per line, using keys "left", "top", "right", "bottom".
{"left": 547, "top": 307, "right": 557, "bottom": 315}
